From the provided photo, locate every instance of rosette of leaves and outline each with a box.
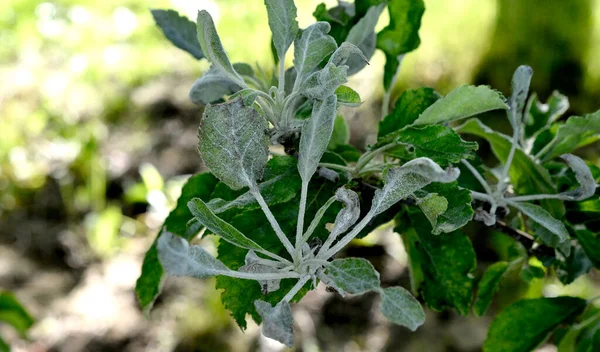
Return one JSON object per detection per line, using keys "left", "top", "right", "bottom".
{"left": 137, "top": 1, "right": 600, "bottom": 350}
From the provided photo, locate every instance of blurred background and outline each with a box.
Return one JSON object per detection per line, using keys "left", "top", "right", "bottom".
{"left": 1, "top": 0, "right": 599, "bottom": 351}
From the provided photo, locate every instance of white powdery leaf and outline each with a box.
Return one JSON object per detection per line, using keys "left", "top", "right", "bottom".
{"left": 316, "top": 270, "right": 345, "bottom": 297}
{"left": 254, "top": 300, "right": 295, "bottom": 347}
{"left": 196, "top": 10, "right": 244, "bottom": 86}
{"left": 328, "top": 42, "right": 368, "bottom": 67}
{"left": 508, "top": 65, "right": 533, "bottom": 128}
{"left": 189, "top": 65, "right": 241, "bottom": 105}
{"left": 157, "top": 230, "right": 231, "bottom": 278}
{"left": 344, "top": 3, "right": 385, "bottom": 74}
{"left": 298, "top": 95, "right": 338, "bottom": 182}
{"left": 293, "top": 22, "right": 337, "bottom": 85}
{"left": 198, "top": 98, "right": 269, "bottom": 190}
{"left": 371, "top": 158, "right": 460, "bottom": 216}
{"left": 264, "top": 0, "right": 299, "bottom": 62}
{"left": 239, "top": 250, "right": 282, "bottom": 294}
{"left": 379, "top": 286, "right": 426, "bottom": 331}
{"left": 510, "top": 201, "right": 569, "bottom": 243}
{"left": 325, "top": 258, "right": 380, "bottom": 295}
{"left": 330, "top": 187, "right": 360, "bottom": 238}
{"left": 558, "top": 154, "right": 596, "bottom": 201}
{"left": 300, "top": 64, "right": 348, "bottom": 100}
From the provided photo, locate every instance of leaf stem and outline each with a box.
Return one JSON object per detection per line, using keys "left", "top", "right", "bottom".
{"left": 256, "top": 249, "right": 293, "bottom": 266}
{"left": 301, "top": 195, "right": 336, "bottom": 244}
{"left": 354, "top": 143, "right": 398, "bottom": 174}
{"left": 461, "top": 159, "right": 493, "bottom": 195}
{"left": 533, "top": 138, "right": 558, "bottom": 160}
{"left": 507, "top": 194, "right": 565, "bottom": 202}
{"left": 295, "top": 182, "right": 309, "bottom": 260}
{"left": 317, "top": 210, "right": 376, "bottom": 259}
{"left": 225, "top": 270, "right": 301, "bottom": 281}
{"left": 318, "top": 163, "right": 353, "bottom": 173}
{"left": 251, "top": 186, "right": 296, "bottom": 258}
{"left": 282, "top": 276, "right": 311, "bottom": 302}
{"left": 278, "top": 59, "right": 285, "bottom": 92}
{"left": 497, "top": 110, "right": 521, "bottom": 195}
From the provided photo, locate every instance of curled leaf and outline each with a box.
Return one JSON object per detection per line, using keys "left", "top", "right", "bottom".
{"left": 330, "top": 188, "right": 361, "bottom": 238}
{"left": 559, "top": 154, "right": 596, "bottom": 201}
{"left": 254, "top": 300, "right": 295, "bottom": 347}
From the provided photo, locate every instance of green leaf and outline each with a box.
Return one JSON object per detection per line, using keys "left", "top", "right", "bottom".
{"left": 545, "top": 111, "right": 600, "bottom": 159}
{"left": 254, "top": 300, "right": 295, "bottom": 347}
{"left": 0, "top": 292, "right": 34, "bottom": 337}
{"left": 378, "top": 87, "right": 441, "bottom": 138}
{"left": 483, "top": 297, "right": 588, "bottom": 352}
{"left": 135, "top": 172, "right": 219, "bottom": 314}
{"left": 525, "top": 91, "right": 569, "bottom": 138}
{"left": 327, "top": 115, "right": 350, "bottom": 149}
{"left": 264, "top": 0, "right": 299, "bottom": 63}
{"left": 508, "top": 65, "right": 533, "bottom": 129}
{"left": 328, "top": 42, "right": 367, "bottom": 67}
{"left": 198, "top": 98, "right": 269, "bottom": 190}
{"left": 385, "top": 125, "right": 478, "bottom": 167}
{"left": 520, "top": 265, "right": 545, "bottom": 282}
{"left": 335, "top": 85, "right": 362, "bottom": 107}
{"left": 312, "top": 2, "right": 354, "bottom": 44}
{"left": 555, "top": 243, "right": 593, "bottom": 285}
{"left": 456, "top": 118, "right": 563, "bottom": 217}
{"left": 473, "top": 261, "right": 511, "bottom": 316}
{"left": 379, "top": 286, "right": 426, "bottom": 331}
{"left": 298, "top": 95, "right": 338, "bottom": 182}
{"left": 157, "top": 231, "right": 231, "bottom": 278}
{"left": 208, "top": 156, "right": 302, "bottom": 214}
{"left": 300, "top": 63, "right": 348, "bottom": 100}
{"left": 325, "top": 258, "right": 380, "bottom": 295}
{"left": 0, "top": 336, "right": 8, "bottom": 352}
{"left": 196, "top": 10, "right": 245, "bottom": 86}
{"left": 345, "top": 3, "right": 386, "bottom": 74}
{"left": 412, "top": 85, "right": 508, "bottom": 126}
{"left": 189, "top": 66, "right": 241, "bottom": 105}
{"left": 371, "top": 158, "right": 460, "bottom": 216}
{"left": 376, "top": 0, "right": 425, "bottom": 89}
{"left": 151, "top": 9, "right": 204, "bottom": 60}
{"left": 293, "top": 22, "right": 337, "bottom": 85}
{"left": 510, "top": 201, "right": 569, "bottom": 244}
{"left": 416, "top": 182, "right": 474, "bottom": 234}
{"left": 415, "top": 193, "right": 447, "bottom": 231}
{"left": 576, "top": 228, "right": 600, "bottom": 269}
{"left": 332, "top": 144, "right": 361, "bottom": 163}
{"left": 557, "top": 154, "right": 597, "bottom": 201}
{"left": 399, "top": 209, "right": 476, "bottom": 315}
{"left": 188, "top": 198, "right": 267, "bottom": 252}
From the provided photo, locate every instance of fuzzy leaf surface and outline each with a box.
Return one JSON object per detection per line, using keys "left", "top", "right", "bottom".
{"left": 198, "top": 98, "right": 269, "bottom": 190}
{"left": 255, "top": 300, "right": 295, "bottom": 347}
{"left": 326, "top": 258, "right": 380, "bottom": 295}
{"left": 264, "top": 0, "right": 299, "bottom": 62}
{"left": 380, "top": 286, "right": 425, "bottom": 331}
{"left": 189, "top": 66, "right": 241, "bottom": 105}
{"left": 510, "top": 201, "right": 569, "bottom": 244}
{"left": 293, "top": 22, "right": 337, "bottom": 85}
{"left": 508, "top": 65, "right": 533, "bottom": 128}
{"left": 546, "top": 111, "right": 600, "bottom": 159}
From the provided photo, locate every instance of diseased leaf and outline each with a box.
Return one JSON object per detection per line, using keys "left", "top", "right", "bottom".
{"left": 330, "top": 188, "right": 361, "bottom": 238}
{"left": 415, "top": 182, "right": 474, "bottom": 234}
{"left": 188, "top": 198, "right": 267, "bottom": 252}
{"left": 473, "top": 261, "right": 511, "bottom": 316}
{"left": 208, "top": 156, "right": 302, "bottom": 214}
{"left": 510, "top": 201, "right": 569, "bottom": 244}
{"left": 264, "top": 0, "right": 299, "bottom": 63}
{"left": 196, "top": 10, "right": 245, "bottom": 86}
{"left": 412, "top": 85, "right": 508, "bottom": 126}
{"left": 544, "top": 111, "right": 600, "bottom": 159}
{"left": 300, "top": 64, "right": 348, "bottom": 100}
{"left": 216, "top": 179, "right": 339, "bottom": 329}
{"left": 198, "top": 98, "right": 269, "bottom": 190}
{"left": 557, "top": 154, "right": 597, "bottom": 201}
{"left": 254, "top": 300, "right": 295, "bottom": 347}
{"left": 157, "top": 231, "right": 231, "bottom": 278}
{"left": 298, "top": 95, "right": 338, "bottom": 182}
{"left": 399, "top": 209, "right": 476, "bottom": 315}
{"left": 384, "top": 125, "right": 478, "bottom": 167}
{"left": 483, "top": 297, "right": 587, "bottom": 352}
{"left": 293, "top": 22, "right": 337, "bottom": 86}
{"left": 508, "top": 65, "right": 533, "bottom": 129}
{"left": 371, "top": 158, "right": 460, "bottom": 216}
{"left": 335, "top": 86, "right": 361, "bottom": 107}
{"left": 328, "top": 42, "right": 367, "bottom": 67}
{"left": 378, "top": 87, "right": 441, "bottom": 138}
{"left": 135, "top": 172, "right": 219, "bottom": 314}
{"left": 457, "top": 118, "right": 564, "bottom": 217}
{"left": 376, "top": 0, "right": 425, "bottom": 89}
{"left": 0, "top": 292, "right": 34, "bottom": 337}
{"left": 416, "top": 193, "right": 447, "bottom": 231}
{"left": 345, "top": 3, "right": 385, "bottom": 74}
{"left": 151, "top": 9, "right": 204, "bottom": 60}
{"left": 240, "top": 251, "right": 282, "bottom": 294}
{"left": 525, "top": 91, "right": 569, "bottom": 138}
{"left": 379, "top": 286, "right": 425, "bottom": 331}
{"left": 326, "top": 258, "right": 380, "bottom": 294}
{"left": 189, "top": 66, "right": 241, "bottom": 105}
